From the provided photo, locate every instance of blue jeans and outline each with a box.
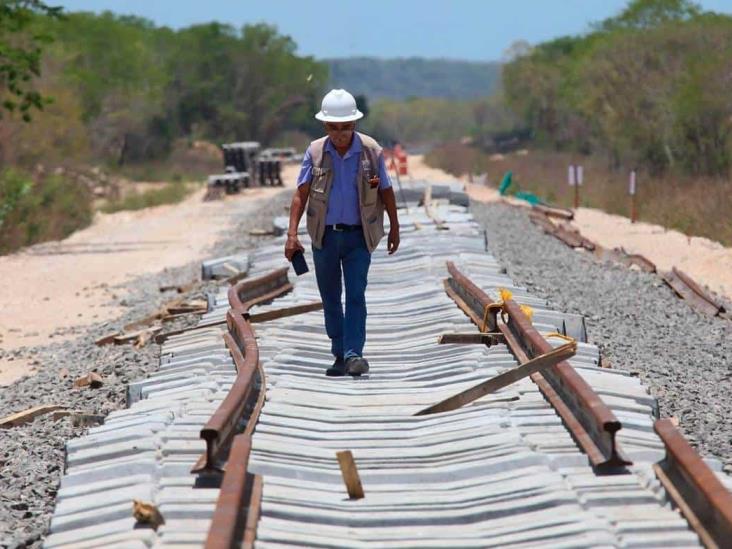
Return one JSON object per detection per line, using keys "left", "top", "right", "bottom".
{"left": 312, "top": 227, "right": 371, "bottom": 359}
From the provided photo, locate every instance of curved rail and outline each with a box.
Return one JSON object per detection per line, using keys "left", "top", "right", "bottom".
{"left": 653, "top": 419, "right": 732, "bottom": 548}
{"left": 445, "top": 261, "right": 630, "bottom": 470}
{"left": 227, "top": 266, "right": 292, "bottom": 312}
{"left": 192, "top": 268, "right": 292, "bottom": 473}
{"left": 204, "top": 434, "right": 263, "bottom": 549}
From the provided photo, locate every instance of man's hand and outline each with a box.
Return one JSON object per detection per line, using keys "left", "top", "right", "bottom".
{"left": 284, "top": 234, "right": 304, "bottom": 261}
{"left": 368, "top": 175, "right": 380, "bottom": 188}
{"left": 387, "top": 225, "right": 400, "bottom": 255}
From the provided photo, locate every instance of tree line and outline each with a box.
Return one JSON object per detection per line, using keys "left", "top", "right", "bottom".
{"left": 0, "top": 6, "right": 328, "bottom": 168}
{"left": 502, "top": 0, "right": 732, "bottom": 177}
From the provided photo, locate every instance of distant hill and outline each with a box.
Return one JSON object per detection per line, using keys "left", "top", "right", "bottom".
{"left": 325, "top": 57, "right": 501, "bottom": 101}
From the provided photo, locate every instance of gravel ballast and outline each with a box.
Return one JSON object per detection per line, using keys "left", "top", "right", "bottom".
{"left": 470, "top": 200, "right": 732, "bottom": 472}
{"left": 0, "top": 189, "right": 292, "bottom": 548}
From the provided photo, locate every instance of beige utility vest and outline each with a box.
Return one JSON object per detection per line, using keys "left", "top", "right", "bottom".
{"left": 306, "top": 132, "right": 385, "bottom": 253}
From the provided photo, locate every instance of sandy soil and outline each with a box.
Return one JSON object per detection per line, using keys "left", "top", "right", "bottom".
{"left": 408, "top": 154, "right": 732, "bottom": 302}
{"left": 573, "top": 209, "right": 732, "bottom": 300}
{"left": 0, "top": 167, "right": 298, "bottom": 385}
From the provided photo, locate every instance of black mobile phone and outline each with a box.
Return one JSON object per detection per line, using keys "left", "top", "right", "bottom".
{"left": 291, "top": 250, "right": 309, "bottom": 276}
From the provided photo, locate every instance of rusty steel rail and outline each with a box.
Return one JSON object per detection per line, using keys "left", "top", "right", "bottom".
{"left": 663, "top": 267, "right": 726, "bottom": 318}
{"left": 228, "top": 266, "right": 292, "bottom": 312}
{"left": 528, "top": 211, "right": 594, "bottom": 251}
{"left": 192, "top": 268, "right": 292, "bottom": 473}
{"left": 529, "top": 211, "right": 658, "bottom": 272}
{"left": 602, "top": 247, "right": 657, "bottom": 274}
{"left": 205, "top": 434, "right": 263, "bottom": 549}
{"left": 653, "top": 419, "right": 732, "bottom": 548}
{"left": 445, "top": 261, "right": 630, "bottom": 471}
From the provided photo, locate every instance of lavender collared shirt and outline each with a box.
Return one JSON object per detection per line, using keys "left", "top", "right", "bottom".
{"left": 297, "top": 134, "right": 392, "bottom": 225}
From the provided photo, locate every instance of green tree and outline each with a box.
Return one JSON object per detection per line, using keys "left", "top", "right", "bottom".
{"left": 597, "top": 0, "right": 701, "bottom": 30}
{"left": 502, "top": 0, "right": 732, "bottom": 176}
{"left": 0, "top": 0, "right": 62, "bottom": 121}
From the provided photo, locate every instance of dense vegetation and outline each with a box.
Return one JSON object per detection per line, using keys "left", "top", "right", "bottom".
{"left": 0, "top": 11, "right": 327, "bottom": 169}
{"left": 502, "top": 0, "right": 732, "bottom": 177}
{"left": 326, "top": 57, "right": 501, "bottom": 100}
{"left": 0, "top": 167, "right": 93, "bottom": 253}
{"left": 425, "top": 0, "right": 732, "bottom": 244}
{"left": 0, "top": 0, "right": 62, "bottom": 121}
{"left": 361, "top": 94, "right": 517, "bottom": 147}
{"left": 0, "top": 7, "right": 328, "bottom": 252}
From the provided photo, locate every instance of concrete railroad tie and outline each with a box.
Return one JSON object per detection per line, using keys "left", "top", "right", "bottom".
{"left": 45, "top": 187, "right": 726, "bottom": 548}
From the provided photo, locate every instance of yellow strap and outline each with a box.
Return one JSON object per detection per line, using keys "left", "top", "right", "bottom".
{"left": 519, "top": 304, "right": 534, "bottom": 322}
{"left": 498, "top": 287, "right": 513, "bottom": 302}
{"left": 483, "top": 291, "right": 534, "bottom": 330}
{"left": 481, "top": 303, "right": 502, "bottom": 333}
{"left": 544, "top": 332, "right": 576, "bottom": 344}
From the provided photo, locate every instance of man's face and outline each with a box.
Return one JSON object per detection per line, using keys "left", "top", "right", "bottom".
{"left": 325, "top": 122, "right": 355, "bottom": 148}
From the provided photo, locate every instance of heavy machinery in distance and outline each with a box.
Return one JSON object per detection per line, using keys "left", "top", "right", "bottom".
{"left": 206, "top": 142, "right": 299, "bottom": 199}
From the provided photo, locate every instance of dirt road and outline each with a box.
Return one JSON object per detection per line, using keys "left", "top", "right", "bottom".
{"left": 0, "top": 170, "right": 297, "bottom": 385}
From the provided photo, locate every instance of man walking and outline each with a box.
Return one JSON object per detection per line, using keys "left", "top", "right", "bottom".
{"left": 284, "top": 89, "right": 400, "bottom": 377}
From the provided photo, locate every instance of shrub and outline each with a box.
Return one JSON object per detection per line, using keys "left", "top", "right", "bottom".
{"left": 0, "top": 168, "right": 93, "bottom": 253}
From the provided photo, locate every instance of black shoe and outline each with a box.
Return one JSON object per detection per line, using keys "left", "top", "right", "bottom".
{"left": 345, "top": 356, "right": 369, "bottom": 376}
{"left": 326, "top": 356, "right": 347, "bottom": 377}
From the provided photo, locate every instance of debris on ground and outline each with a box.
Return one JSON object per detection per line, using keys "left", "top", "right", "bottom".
{"left": 72, "top": 372, "right": 104, "bottom": 389}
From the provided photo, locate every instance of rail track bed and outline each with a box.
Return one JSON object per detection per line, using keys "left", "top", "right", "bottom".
{"left": 44, "top": 184, "right": 732, "bottom": 548}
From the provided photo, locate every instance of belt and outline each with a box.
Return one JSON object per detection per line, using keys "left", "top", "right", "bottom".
{"left": 327, "top": 224, "right": 362, "bottom": 232}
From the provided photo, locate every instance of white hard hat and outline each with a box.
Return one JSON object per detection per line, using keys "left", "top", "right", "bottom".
{"left": 315, "top": 89, "right": 363, "bottom": 122}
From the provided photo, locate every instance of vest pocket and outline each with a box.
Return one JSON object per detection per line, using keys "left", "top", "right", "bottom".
{"left": 361, "top": 178, "right": 378, "bottom": 206}
{"left": 311, "top": 167, "right": 329, "bottom": 195}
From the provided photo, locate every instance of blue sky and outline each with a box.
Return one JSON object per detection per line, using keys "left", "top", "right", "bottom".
{"left": 55, "top": 0, "right": 732, "bottom": 61}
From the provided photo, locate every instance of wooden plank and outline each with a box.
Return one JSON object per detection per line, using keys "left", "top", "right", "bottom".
{"left": 154, "top": 319, "right": 226, "bottom": 344}
{"left": 336, "top": 450, "right": 365, "bottom": 500}
{"left": 113, "top": 326, "right": 162, "bottom": 344}
{"left": 95, "top": 332, "right": 119, "bottom": 346}
{"left": 166, "top": 299, "right": 207, "bottom": 315}
{"left": 0, "top": 405, "right": 66, "bottom": 429}
{"left": 247, "top": 301, "right": 323, "bottom": 323}
{"left": 221, "top": 262, "right": 241, "bottom": 277}
{"left": 437, "top": 332, "right": 504, "bottom": 345}
{"left": 248, "top": 228, "right": 276, "bottom": 236}
{"left": 415, "top": 341, "right": 576, "bottom": 416}
{"left": 226, "top": 270, "right": 249, "bottom": 285}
